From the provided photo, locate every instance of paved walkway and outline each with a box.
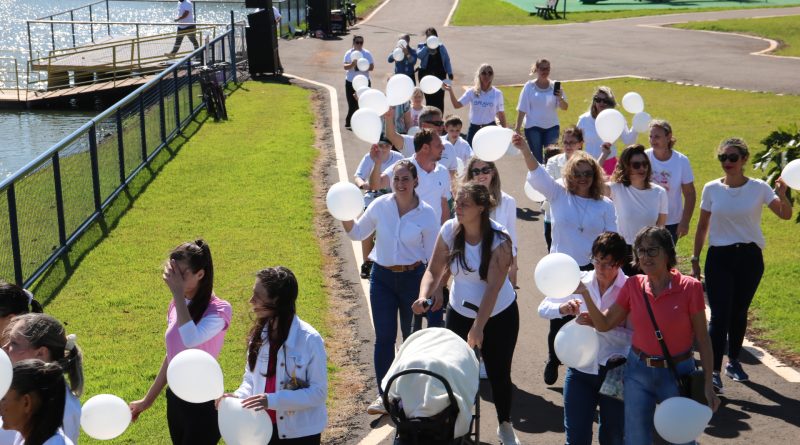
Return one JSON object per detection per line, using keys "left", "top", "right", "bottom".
{"left": 279, "top": 1, "right": 800, "bottom": 443}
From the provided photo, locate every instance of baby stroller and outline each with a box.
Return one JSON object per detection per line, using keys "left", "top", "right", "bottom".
{"left": 380, "top": 328, "right": 481, "bottom": 445}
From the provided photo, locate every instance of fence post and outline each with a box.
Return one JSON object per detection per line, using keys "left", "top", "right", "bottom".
{"left": 187, "top": 60, "right": 193, "bottom": 113}
{"left": 158, "top": 79, "right": 166, "bottom": 144}
{"left": 139, "top": 94, "right": 147, "bottom": 161}
{"left": 52, "top": 154, "right": 67, "bottom": 246}
{"left": 88, "top": 125, "right": 102, "bottom": 212}
{"left": 116, "top": 109, "right": 126, "bottom": 183}
{"left": 229, "top": 11, "right": 237, "bottom": 83}
{"left": 49, "top": 21, "right": 55, "bottom": 53}
{"left": 7, "top": 185, "right": 24, "bottom": 285}
{"left": 106, "top": 0, "right": 111, "bottom": 35}
{"left": 90, "top": 4, "right": 95, "bottom": 43}
{"left": 173, "top": 68, "right": 181, "bottom": 131}
{"left": 70, "top": 10, "right": 76, "bottom": 47}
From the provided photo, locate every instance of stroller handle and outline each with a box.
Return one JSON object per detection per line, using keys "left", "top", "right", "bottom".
{"left": 381, "top": 368, "right": 460, "bottom": 427}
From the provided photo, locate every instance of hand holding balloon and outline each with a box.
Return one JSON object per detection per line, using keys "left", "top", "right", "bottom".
{"left": 215, "top": 393, "right": 234, "bottom": 410}
{"left": 559, "top": 298, "right": 583, "bottom": 316}
{"left": 575, "top": 312, "right": 594, "bottom": 327}
{"left": 774, "top": 177, "right": 788, "bottom": 197}
{"left": 241, "top": 393, "right": 269, "bottom": 412}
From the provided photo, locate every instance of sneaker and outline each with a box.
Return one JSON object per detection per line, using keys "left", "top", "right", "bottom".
{"left": 360, "top": 261, "right": 373, "bottom": 279}
{"left": 164, "top": 52, "right": 176, "bottom": 58}
{"left": 479, "top": 360, "right": 488, "bottom": 379}
{"left": 497, "top": 421, "right": 521, "bottom": 445}
{"left": 544, "top": 358, "right": 560, "bottom": 385}
{"left": 367, "top": 396, "right": 387, "bottom": 415}
{"left": 712, "top": 371, "right": 724, "bottom": 394}
{"left": 725, "top": 360, "right": 749, "bottom": 382}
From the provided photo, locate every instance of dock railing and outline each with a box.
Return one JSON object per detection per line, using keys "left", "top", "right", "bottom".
{"left": 0, "top": 18, "right": 246, "bottom": 287}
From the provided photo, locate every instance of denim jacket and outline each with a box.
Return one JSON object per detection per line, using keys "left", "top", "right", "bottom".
{"left": 388, "top": 47, "right": 418, "bottom": 79}
{"left": 416, "top": 43, "right": 453, "bottom": 78}
{"left": 234, "top": 316, "right": 327, "bottom": 439}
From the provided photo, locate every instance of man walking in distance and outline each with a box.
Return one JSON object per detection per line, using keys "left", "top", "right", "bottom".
{"left": 166, "top": 0, "right": 199, "bottom": 58}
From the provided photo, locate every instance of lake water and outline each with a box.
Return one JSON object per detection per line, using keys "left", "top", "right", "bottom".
{"left": 0, "top": 0, "right": 251, "bottom": 179}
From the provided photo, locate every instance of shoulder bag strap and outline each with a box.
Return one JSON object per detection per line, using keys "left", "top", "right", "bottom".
{"left": 641, "top": 283, "right": 682, "bottom": 383}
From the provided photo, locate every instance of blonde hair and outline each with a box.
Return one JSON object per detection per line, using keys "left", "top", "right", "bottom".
{"left": 589, "top": 86, "right": 616, "bottom": 119}
{"left": 649, "top": 119, "right": 676, "bottom": 150}
{"left": 530, "top": 58, "right": 550, "bottom": 76}
{"left": 563, "top": 151, "right": 605, "bottom": 200}
{"left": 472, "top": 63, "right": 494, "bottom": 96}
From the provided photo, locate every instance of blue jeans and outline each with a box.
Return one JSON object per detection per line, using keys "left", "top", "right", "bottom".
{"left": 369, "top": 262, "right": 425, "bottom": 392}
{"left": 624, "top": 350, "right": 697, "bottom": 445}
{"left": 564, "top": 366, "right": 624, "bottom": 445}
{"left": 524, "top": 125, "right": 560, "bottom": 164}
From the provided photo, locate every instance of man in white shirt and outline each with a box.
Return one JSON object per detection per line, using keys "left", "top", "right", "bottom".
{"left": 166, "top": 0, "right": 199, "bottom": 57}
{"left": 385, "top": 106, "right": 458, "bottom": 180}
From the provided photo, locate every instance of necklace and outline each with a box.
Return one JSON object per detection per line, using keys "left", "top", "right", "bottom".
{"left": 571, "top": 194, "right": 590, "bottom": 233}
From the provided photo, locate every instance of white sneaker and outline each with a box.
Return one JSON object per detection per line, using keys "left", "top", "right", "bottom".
{"left": 497, "top": 421, "right": 520, "bottom": 445}
{"left": 479, "top": 360, "right": 488, "bottom": 379}
{"left": 367, "top": 396, "right": 387, "bottom": 415}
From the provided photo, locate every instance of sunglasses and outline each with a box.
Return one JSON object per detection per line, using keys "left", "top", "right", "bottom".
{"left": 470, "top": 166, "right": 493, "bottom": 176}
{"left": 424, "top": 120, "right": 445, "bottom": 127}
{"left": 593, "top": 96, "right": 613, "bottom": 105}
{"left": 571, "top": 170, "right": 594, "bottom": 179}
{"left": 354, "top": 40, "right": 364, "bottom": 45}
{"left": 630, "top": 161, "right": 648, "bottom": 170}
{"left": 480, "top": 71, "right": 494, "bottom": 76}
{"left": 635, "top": 246, "right": 661, "bottom": 258}
{"left": 718, "top": 153, "right": 741, "bottom": 163}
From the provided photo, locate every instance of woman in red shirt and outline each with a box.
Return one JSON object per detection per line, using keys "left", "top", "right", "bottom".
{"left": 580, "top": 226, "right": 720, "bottom": 444}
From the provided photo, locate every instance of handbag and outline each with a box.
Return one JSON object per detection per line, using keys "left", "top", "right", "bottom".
{"left": 641, "top": 284, "right": 707, "bottom": 405}
{"left": 598, "top": 358, "right": 626, "bottom": 401}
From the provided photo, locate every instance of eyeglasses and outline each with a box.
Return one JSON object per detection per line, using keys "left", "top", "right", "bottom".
{"left": 423, "top": 120, "right": 444, "bottom": 127}
{"left": 354, "top": 40, "right": 364, "bottom": 45}
{"left": 470, "top": 166, "right": 493, "bottom": 176}
{"left": 635, "top": 246, "right": 662, "bottom": 258}
{"left": 630, "top": 161, "right": 648, "bottom": 170}
{"left": 590, "top": 258, "right": 618, "bottom": 269}
{"left": 717, "top": 153, "right": 740, "bottom": 163}
{"left": 593, "top": 96, "right": 612, "bottom": 105}
{"left": 480, "top": 71, "right": 493, "bottom": 76}
{"left": 563, "top": 139, "right": 581, "bottom": 146}
{"left": 571, "top": 170, "right": 594, "bottom": 179}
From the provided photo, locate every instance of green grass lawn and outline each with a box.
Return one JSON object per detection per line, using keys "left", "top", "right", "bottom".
{"left": 673, "top": 15, "right": 800, "bottom": 57}
{"left": 500, "top": 78, "right": 800, "bottom": 355}
{"left": 451, "top": 0, "right": 794, "bottom": 25}
{"left": 34, "top": 81, "right": 325, "bottom": 444}
{"left": 355, "top": 0, "right": 383, "bottom": 17}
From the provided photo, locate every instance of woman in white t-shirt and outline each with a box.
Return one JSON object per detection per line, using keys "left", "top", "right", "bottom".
{"left": 543, "top": 126, "right": 584, "bottom": 251}
{"left": 3, "top": 314, "right": 83, "bottom": 444}
{"left": 605, "top": 144, "right": 668, "bottom": 276}
{"left": 1, "top": 360, "right": 73, "bottom": 445}
{"left": 443, "top": 64, "right": 506, "bottom": 145}
{"left": 414, "top": 182, "right": 521, "bottom": 445}
{"left": 692, "top": 137, "right": 792, "bottom": 392}
{"left": 514, "top": 59, "right": 568, "bottom": 163}
{"left": 645, "top": 119, "right": 696, "bottom": 245}
{"left": 462, "top": 157, "right": 518, "bottom": 287}
{"left": 576, "top": 86, "right": 638, "bottom": 176}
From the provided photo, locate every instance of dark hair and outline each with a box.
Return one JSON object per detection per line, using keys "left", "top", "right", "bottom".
{"left": 424, "top": 27, "right": 438, "bottom": 37}
{"left": 6, "top": 313, "right": 84, "bottom": 397}
{"left": 717, "top": 137, "right": 749, "bottom": 158}
{"left": 418, "top": 105, "right": 442, "bottom": 126}
{"left": 611, "top": 144, "right": 651, "bottom": 188}
{"left": 352, "top": 34, "right": 363, "bottom": 44}
{"left": 170, "top": 239, "right": 214, "bottom": 324}
{"left": 543, "top": 145, "right": 563, "bottom": 163}
{"left": 561, "top": 125, "right": 584, "bottom": 143}
{"left": 413, "top": 128, "right": 436, "bottom": 153}
{"left": 444, "top": 114, "right": 462, "bottom": 128}
{"left": 463, "top": 157, "right": 501, "bottom": 203}
{"left": 247, "top": 267, "right": 298, "bottom": 373}
{"left": 591, "top": 232, "right": 628, "bottom": 267}
{"left": 0, "top": 282, "right": 43, "bottom": 317}
{"left": 632, "top": 226, "right": 677, "bottom": 270}
{"left": 393, "top": 159, "right": 418, "bottom": 181}
{"left": 9, "top": 359, "right": 66, "bottom": 445}
{"left": 448, "top": 183, "right": 509, "bottom": 281}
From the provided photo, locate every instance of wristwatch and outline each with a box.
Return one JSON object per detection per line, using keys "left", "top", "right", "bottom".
{"left": 690, "top": 256, "right": 700, "bottom": 263}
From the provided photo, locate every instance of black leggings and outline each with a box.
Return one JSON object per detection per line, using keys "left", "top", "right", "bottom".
{"left": 547, "top": 263, "right": 593, "bottom": 361}
{"left": 269, "top": 430, "right": 321, "bottom": 445}
{"left": 166, "top": 388, "right": 220, "bottom": 445}
{"left": 705, "top": 243, "right": 764, "bottom": 371}
{"left": 446, "top": 300, "right": 519, "bottom": 422}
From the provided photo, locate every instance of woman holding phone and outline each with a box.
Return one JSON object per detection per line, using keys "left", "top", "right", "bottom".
{"left": 515, "top": 59, "right": 568, "bottom": 163}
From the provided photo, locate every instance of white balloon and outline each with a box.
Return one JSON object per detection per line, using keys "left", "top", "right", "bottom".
{"left": 426, "top": 35, "right": 440, "bottom": 49}
{"left": 534, "top": 252, "right": 581, "bottom": 298}
{"left": 554, "top": 320, "right": 600, "bottom": 369}
{"left": 218, "top": 397, "right": 274, "bottom": 445}
{"left": 473, "top": 126, "right": 514, "bottom": 162}
{"left": 0, "top": 349, "right": 11, "bottom": 399}
{"left": 356, "top": 57, "right": 370, "bottom": 72}
{"left": 782, "top": 159, "right": 800, "bottom": 190}
{"left": 351, "top": 108, "right": 382, "bottom": 144}
{"left": 166, "top": 349, "right": 224, "bottom": 404}
{"left": 355, "top": 86, "right": 371, "bottom": 98}
{"left": 397, "top": 39, "right": 407, "bottom": 48}
{"left": 654, "top": 397, "right": 713, "bottom": 444}
{"left": 349, "top": 50, "right": 362, "bottom": 61}
{"left": 358, "top": 89, "right": 389, "bottom": 115}
{"left": 505, "top": 141, "right": 521, "bottom": 157}
{"left": 595, "top": 109, "right": 626, "bottom": 144}
{"left": 524, "top": 181, "right": 546, "bottom": 202}
{"left": 419, "top": 75, "right": 443, "bottom": 95}
{"left": 352, "top": 74, "right": 369, "bottom": 91}
{"left": 386, "top": 74, "right": 414, "bottom": 106}
{"left": 622, "top": 92, "right": 645, "bottom": 114}
{"left": 406, "top": 126, "right": 421, "bottom": 136}
{"left": 392, "top": 47, "right": 404, "bottom": 62}
{"left": 326, "top": 181, "right": 364, "bottom": 221}
{"left": 632, "top": 111, "right": 652, "bottom": 133}
{"left": 81, "top": 394, "right": 132, "bottom": 440}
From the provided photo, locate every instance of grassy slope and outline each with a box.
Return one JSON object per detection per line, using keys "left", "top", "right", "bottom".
{"left": 674, "top": 15, "right": 800, "bottom": 57}
{"left": 500, "top": 77, "right": 800, "bottom": 353}
{"left": 40, "top": 82, "right": 324, "bottom": 444}
{"left": 451, "top": 0, "right": 792, "bottom": 25}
